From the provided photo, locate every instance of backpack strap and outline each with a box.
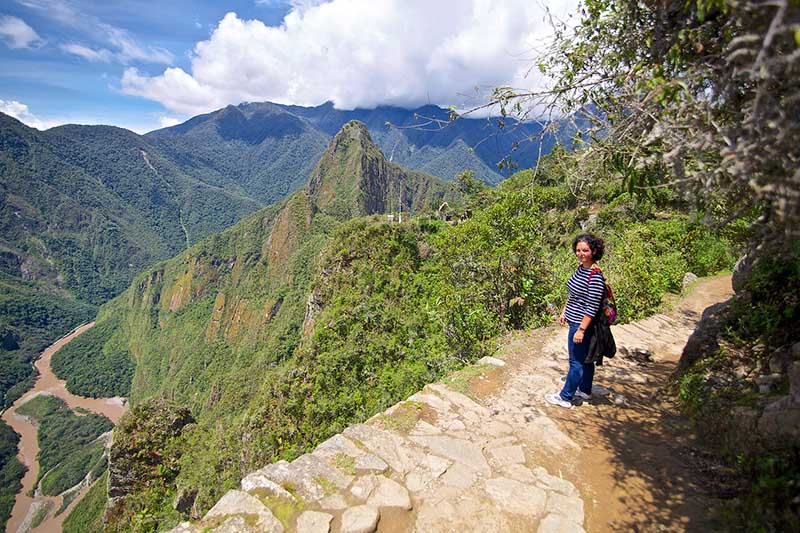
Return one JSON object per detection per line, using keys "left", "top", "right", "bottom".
{"left": 587, "top": 264, "right": 602, "bottom": 285}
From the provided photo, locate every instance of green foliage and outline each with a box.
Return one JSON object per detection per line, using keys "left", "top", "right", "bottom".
{"left": 726, "top": 451, "right": 800, "bottom": 532}
{"left": 51, "top": 317, "right": 134, "bottom": 397}
{"left": 105, "top": 398, "right": 194, "bottom": 532}
{"left": 0, "top": 273, "right": 97, "bottom": 408}
{"left": 16, "top": 395, "right": 112, "bottom": 495}
{"left": 63, "top": 471, "right": 108, "bottom": 533}
{"left": 728, "top": 241, "right": 800, "bottom": 347}
{"left": 0, "top": 419, "right": 26, "bottom": 532}
{"left": 676, "top": 240, "right": 800, "bottom": 530}
{"left": 41, "top": 440, "right": 106, "bottom": 496}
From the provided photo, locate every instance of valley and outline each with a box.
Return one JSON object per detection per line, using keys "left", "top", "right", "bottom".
{"left": 1, "top": 0, "right": 796, "bottom": 530}
{"left": 1, "top": 323, "right": 126, "bottom": 533}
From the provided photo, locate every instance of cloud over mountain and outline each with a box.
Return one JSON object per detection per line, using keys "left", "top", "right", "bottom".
{"left": 122, "top": 0, "right": 577, "bottom": 115}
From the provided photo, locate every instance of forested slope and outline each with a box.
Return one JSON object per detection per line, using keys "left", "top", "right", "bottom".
{"left": 0, "top": 113, "right": 262, "bottom": 409}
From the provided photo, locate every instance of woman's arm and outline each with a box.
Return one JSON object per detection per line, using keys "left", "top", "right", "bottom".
{"left": 573, "top": 314, "right": 593, "bottom": 343}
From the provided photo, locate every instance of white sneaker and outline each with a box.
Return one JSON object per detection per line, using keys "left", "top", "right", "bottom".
{"left": 544, "top": 393, "right": 573, "bottom": 409}
{"left": 574, "top": 390, "right": 591, "bottom": 401}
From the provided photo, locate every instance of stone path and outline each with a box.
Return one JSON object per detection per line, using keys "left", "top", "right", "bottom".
{"left": 172, "top": 276, "right": 732, "bottom": 532}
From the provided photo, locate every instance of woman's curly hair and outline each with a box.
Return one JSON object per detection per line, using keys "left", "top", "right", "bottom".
{"left": 572, "top": 233, "right": 605, "bottom": 261}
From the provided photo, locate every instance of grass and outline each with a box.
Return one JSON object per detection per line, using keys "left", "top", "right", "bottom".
{"left": 332, "top": 453, "right": 356, "bottom": 475}
{"left": 256, "top": 493, "right": 306, "bottom": 529}
{"left": 443, "top": 365, "right": 489, "bottom": 397}
{"left": 377, "top": 401, "right": 424, "bottom": 434}
{"left": 313, "top": 476, "right": 337, "bottom": 495}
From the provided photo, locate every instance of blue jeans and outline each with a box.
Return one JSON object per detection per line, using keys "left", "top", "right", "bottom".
{"left": 559, "top": 322, "right": 595, "bottom": 401}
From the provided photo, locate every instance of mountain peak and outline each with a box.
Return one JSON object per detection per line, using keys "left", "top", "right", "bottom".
{"left": 306, "top": 120, "right": 386, "bottom": 218}
{"left": 329, "top": 120, "right": 372, "bottom": 151}
{"left": 307, "top": 121, "right": 451, "bottom": 220}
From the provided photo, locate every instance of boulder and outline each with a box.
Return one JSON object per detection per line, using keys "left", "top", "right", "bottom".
{"left": 296, "top": 511, "right": 333, "bottom": 533}
{"left": 366, "top": 476, "right": 412, "bottom": 509}
{"left": 340, "top": 505, "right": 380, "bottom": 533}
{"left": 678, "top": 300, "right": 731, "bottom": 371}
{"left": 476, "top": 356, "right": 506, "bottom": 367}
{"left": 203, "top": 490, "right": 283, "bottom": 533}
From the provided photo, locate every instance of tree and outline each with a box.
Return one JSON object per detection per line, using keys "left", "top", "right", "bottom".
{"left": 467, "top": 0, "right": 799, "bottom": 240}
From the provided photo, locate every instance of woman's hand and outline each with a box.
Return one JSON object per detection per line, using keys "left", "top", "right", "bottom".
{"left": 573, "top": 329, "right": 585, "bottom": 343}
{"left": 558, "top": 312, "right": 566, "bottom": 326}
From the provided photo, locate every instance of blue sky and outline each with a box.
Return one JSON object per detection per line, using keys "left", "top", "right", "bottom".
{"left": 0, "top": 0, "right": 578, "bottom": 133}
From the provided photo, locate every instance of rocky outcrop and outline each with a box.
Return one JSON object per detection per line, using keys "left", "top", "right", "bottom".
{"left": 678, "top": 300, "right": 732, "bottom": 371}
{"left": 105, "top": 399, "right": 195, "bottom": 525}
{"left": 757, "top": 359, "right": 800, "bottom": 447}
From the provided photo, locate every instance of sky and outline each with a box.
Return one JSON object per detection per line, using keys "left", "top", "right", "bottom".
{"left": 0, "top": 0, "right": 578, "bottom": 134}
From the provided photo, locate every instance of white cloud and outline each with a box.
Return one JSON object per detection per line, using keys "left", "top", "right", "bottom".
{"left": 122, "top": 0, "right": 578, "bottom": 116}
{"left": 157, "top": 115, "right": 182, "bottom": 128}
{"left": 15, "top": 0, "right": 173, "bottom": 64}
{"left": 61, "top": 43, "right": 113, "bottom": 62}
{"left": 0, "top": 15, "right": 44, "bottom": 49}
{"left": 105, "top": 26, "right": 173, "bottom": 64}
{"left": 0, "top": 99, "right": 178, "bottom": 134}
{"left": 0, "top": 99, "right": 60, "bottom": 129}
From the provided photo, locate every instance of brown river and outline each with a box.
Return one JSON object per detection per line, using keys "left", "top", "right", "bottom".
{"left": 1, "top": 323, "right": 128, "bottom": 533}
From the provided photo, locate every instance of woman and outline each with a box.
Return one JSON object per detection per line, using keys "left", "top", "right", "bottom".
{"left": 545, "top": 233, "right": 606, "bottom": 409}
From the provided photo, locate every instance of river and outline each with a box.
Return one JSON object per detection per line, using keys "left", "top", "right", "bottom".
{"left": 1, "top": 323, "right": 128, "bottom": 533}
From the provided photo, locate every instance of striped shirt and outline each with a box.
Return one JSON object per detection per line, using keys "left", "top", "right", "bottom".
{"left": 564, "top": 265, "right": 605, "bottom": 324}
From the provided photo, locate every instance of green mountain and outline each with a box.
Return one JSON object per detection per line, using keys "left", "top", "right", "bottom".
{"left": 56, "top": 121, "right": 456, "bottom": 522}
{"left": 147, "top": 102, "right": 331, "bottom": 205}
{"left": 276, "top": 102, "right": 550, "bottom": 184}
{"left": 0, "top": 112, "right": 262, "bottom": 408}
{"left": 150, "top": 101, "right": 553, "bottom": 188}
{"left": 59, "top": 118, "right": 745, "bottom": 530}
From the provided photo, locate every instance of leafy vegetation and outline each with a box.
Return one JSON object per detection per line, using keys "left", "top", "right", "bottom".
{"left": 63, "top": 471, "right": 108, "bottom": 533}
{"left": 51, "top": 317, "right": 134, "bottom": 398}
{"left": 41, "top": 440, "right": 106, "bottom": 497}
{"left": 0, "top": 419, "right": 26, "bottom": 532}
{"left": 15, "top": 395, "right": 112, "bottom": 496}
{"left": 678, "top": 240, "right": 800, "bottom": 530}
{"left": 104, "top": 399, "right": 194, "bottom": 532}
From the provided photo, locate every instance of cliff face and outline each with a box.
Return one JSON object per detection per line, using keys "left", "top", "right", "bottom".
{"left": 308, "top": 121, "right": 454, "bottom": 220}
{"left": 95, "top": 121, "right": 454, "bottom": 521}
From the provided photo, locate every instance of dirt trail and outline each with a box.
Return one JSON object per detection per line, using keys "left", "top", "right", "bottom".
{"left": 1, "top": 323, "right": 128, "bottom": 533}
{"left": 485, "top": 274, "right": 734, "bottom": 531}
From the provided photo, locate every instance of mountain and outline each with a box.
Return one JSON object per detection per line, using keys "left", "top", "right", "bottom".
{"left": 0, "top": 112, "right": 262, "bottom": 408}
{"left": 0, "top": 100, "right": 554, "bottom": 410}
{"left": 277, "top": 102, "right": 550, "bottom": 184}
{"left": 51, "top": 122, "right": 456, "bottom": 522}
{"left": 150, "top": 101, "right": 554, "bottom": 188}
{"left": 147, "top": 102, "right": 330, "bottom": 205}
